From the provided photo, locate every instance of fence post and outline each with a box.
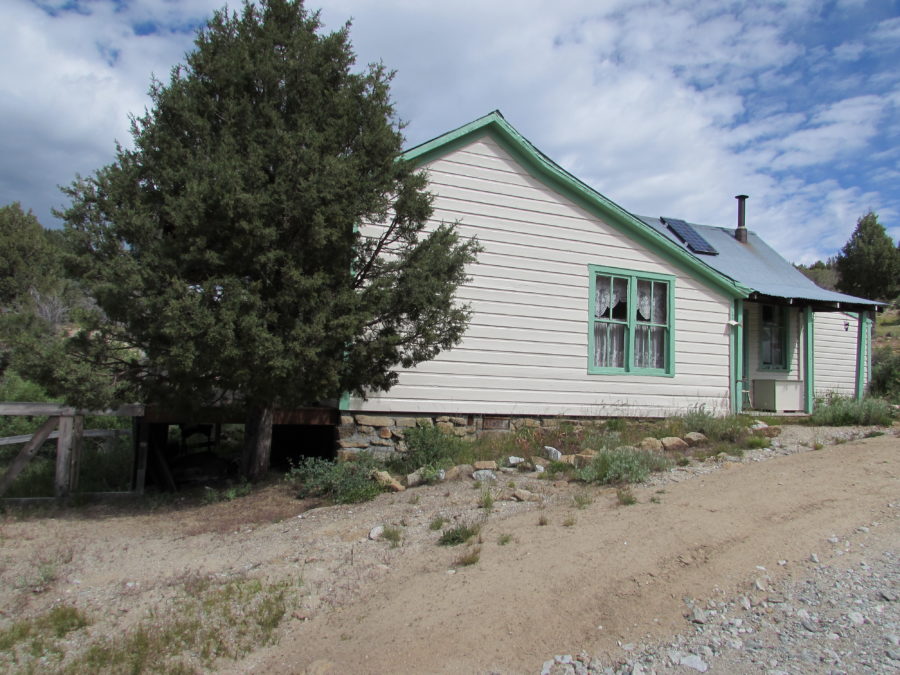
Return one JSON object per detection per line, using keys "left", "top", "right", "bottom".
{"left": 0, "top": 416, "right": 59, "bottom": 497}
{"left": 55, "top": 416, "right": 74, "bottom": 498}
{"left": 68, "top": 416, "right": 84, "bottom": 493}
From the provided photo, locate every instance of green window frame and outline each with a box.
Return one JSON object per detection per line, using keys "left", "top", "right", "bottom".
{"left": 588, "top": 265, "right": 675, "bottom": 376}
{"left": 759, "top": 304, "right": 789, "bottom": 371}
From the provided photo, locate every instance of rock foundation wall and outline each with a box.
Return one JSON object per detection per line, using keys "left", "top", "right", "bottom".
{"left": 336, "top": 413, "right": 598, "bottom": 457}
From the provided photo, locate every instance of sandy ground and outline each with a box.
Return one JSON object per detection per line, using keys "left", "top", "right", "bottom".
{"left": 1, "top": 424, "right": 898, "bottom": 674}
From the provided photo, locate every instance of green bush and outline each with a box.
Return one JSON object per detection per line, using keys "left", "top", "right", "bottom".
{"left": 388, "top": 424, "right": 467, "bottom": 474}
{"left": 871, "top": 347, "right": 900, "bottom": 402}
{"left": 286, "top": 453, "right": 385, "bottom": 504}
{"left": 810, "top": 394, "right": 894, "bottom": 426}
{"left": 672, "top": 405, "right": 750, "bottom": 442}
{"left": 576, "top": 447, "right": 672, "bottom": 485}
{"left": 437, "top": 522, "right": 481, "bottom": 546}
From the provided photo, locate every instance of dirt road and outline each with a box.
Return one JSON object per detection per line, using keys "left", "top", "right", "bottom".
{"left": 2, "top": 427, "right": 898, "bottom": 674}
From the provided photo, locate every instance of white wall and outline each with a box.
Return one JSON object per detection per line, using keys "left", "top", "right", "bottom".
{"left": 350, "top": 136, "right": 735, "bottom": 417}
{"left": 814, "top": 311, "right": 861, "bottom": 397}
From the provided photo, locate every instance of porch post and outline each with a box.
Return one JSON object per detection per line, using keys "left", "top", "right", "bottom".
{"left": 803, "top": 306, "right": 815, "bottom": 414}
{"left": 732, "top": 299, "right": 744, "bottom": 414}
{"left": 855, "top": 311, "right": 871, "bottom": 400}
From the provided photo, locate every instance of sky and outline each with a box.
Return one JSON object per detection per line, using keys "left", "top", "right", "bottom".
{"left": 1, "top": 0, "right": 898, "bottom": 264}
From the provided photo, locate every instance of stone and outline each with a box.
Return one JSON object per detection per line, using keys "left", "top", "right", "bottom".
{"left": 436, "top": 416, "right": 450, "bottom": 422}
{"left": 436, "top": 421, "right": 454, "bottom": 433}
{"left": 472, "top": 469, "right": 497, "bottom": 482}
{"left": 394, "top": 417, "right": 418, "bottom": 428}
{"left": 661, "top": 437, "right": 689, "bottom": 452}
{"left": 691, "top": 607, "right": 708, "bottom": 624}
{"left": 575, "top": 452, "right": 596, "bottom": 468}
{"left": 560, "top": 454, "right": 578, "bottom": 465}
{"left": 368, "top": 525, "right": 384, "bottom": 540}
{"left": 377, "top": 427, "right": 392, "bottom": 439}
{"left": 847, "top": 611, "right": 865, "bottom": 625}
{"left": 391, "top": 428, "right": 405, "bottom": 439}
{"left": 339, "top": 415, "right": 354, "bottom": 426}
{"left": 338, "top": 440, "right": 368, "bottom": 449}
{"left": 754, "top": 425, "right": 782, "bottom": 438}
{"left": 451, "top": 426, "right": 469, "bottom": 436}
{"left": 406, "top": 468, "right": 426, "bottom": 488}
{"left": 337, "top": 424, "right": 357, "bottom": 439}
{"left": 415, "top": 418, "right": 434, "bottom": 428}
{"left": 474, "top": 460, "right": 498, "bottom": 470}
{"left": 544, "top": 446, "right": 563, "bottom": 461}
{"left": 336, "top": 450, "right": 357, "bottom": 462}
{"left": 370, "top": 438, "right": 394, "bottom": 446}
{"left": 370, "top": 470, "right": 404, "bottom": 492}
{"left": 449, "top": 416, "right": 468, "bottom": 426}
{"left": 679, "top": 654, "right": 708, "bottom": 672}
{"left": 532, "top": 457, "right": 550, "bottom": 469}
{"left": 750, "top": 420, "right": 768, "bottom": 430}
{"left": 450, "top": 464, "right": 473, "bottom": 480}
{"left": 640, "top": 437, "right": 664, "bottom": 452}
{"left": 881, "top": 590, "right": 898, "bottom": 602}
{"left": 355, "top": 415, "right": 394, "bottom": 427}
{"left": 507, "top": 455, "right": 526, "bottom": 466}
{"left": 512, "top": 489, "right": 541, "bottom": 502}
{"left": 683, "top": 432, "right": 708, "bottom": 446}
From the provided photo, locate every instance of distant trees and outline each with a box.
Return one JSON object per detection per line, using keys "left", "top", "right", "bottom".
{"left": 835, "top": 211, "right": 899, "bottom": 302}
{"left": 795, "top": 257, "right": 839, "bottom": 291}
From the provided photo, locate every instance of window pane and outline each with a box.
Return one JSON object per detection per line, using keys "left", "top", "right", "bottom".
{"left": 653, "top": 281, "right": 667, "bottom": 324}
{"left": 595, "top": 276, "right": 612, "bottom": 318}
{"left": 611, "top": 277, "right": 628, "bottom": 321}
{"left": 637, "top": 279, "right": 651, "bottom": 321}
{"left": 635, "top": 325, "right": 666, "bottom": 369}
{"left": 594, "top": 322, "right": 625, "bottom": 368}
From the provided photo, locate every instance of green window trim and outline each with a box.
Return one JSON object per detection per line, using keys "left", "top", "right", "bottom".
{"left": 587, "top": 265, "right": 675, "bottom": 376}
{"left": 758, "top": 304, "right": 791, "bottom": 372}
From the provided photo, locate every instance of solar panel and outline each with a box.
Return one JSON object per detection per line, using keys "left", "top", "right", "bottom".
{"left": 663, "top": 217, "right": 718, "bottom": 255}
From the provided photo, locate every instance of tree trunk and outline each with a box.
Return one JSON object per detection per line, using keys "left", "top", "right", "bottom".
{"left": 241, "top": 404, "right": 274, "bottom": 481}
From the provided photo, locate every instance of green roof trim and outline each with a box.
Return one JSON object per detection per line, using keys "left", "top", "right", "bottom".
{"left": 403, "top": 111, "right": 751, "bottom": 300}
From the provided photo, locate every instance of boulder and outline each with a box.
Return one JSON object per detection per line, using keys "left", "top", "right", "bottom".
{"left": 661, "top": 436, "right": 689, "bottom": 452}
{"left": 472, "top": 469, "right": 497, "bottom": 482}
{"left": 436, "top": 421, "right": 454, "bottom": 433}
{"left": 507, "top": 455, "right": 526, "bottom": 466}
{"left": 368, "top": 525, "right": 384, "bottom": 540}
{"left": 574, "top": 453, "right": 596, "bottom": 468}
{"left": 371, "top": 470, "right": 404, "bottom": 492}
{"left": 640, "top": 437, "right": 664, "bottom": 452}
{"left": 446, "top": 464, "right": 473, "bottom": 481}
{"left": 544, "top": 446, "right": 563, "bottom": 461}
{"left": 512, "top": 488, "right": 541, "bottom": 502}
{"left": 474, "top": 460, "right": 498, "bottom": 470}
{"left": 683, "top": 432, "right": 708, "bottom": 446}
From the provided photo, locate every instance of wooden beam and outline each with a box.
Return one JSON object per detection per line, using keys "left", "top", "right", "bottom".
{"left": 0, "top": 417, "right": 59, "bottom": 497}
{"left": 68, "top": 416, "right": 84, "bottom": 494}
{"left": 133, "top": 421, "right": 149, "bottom": 495}
{"left": 55, "top": 416, "right": 74, "bottom": 498}
{"left": 0, "top": 403, "right": 76, "bottom": 416}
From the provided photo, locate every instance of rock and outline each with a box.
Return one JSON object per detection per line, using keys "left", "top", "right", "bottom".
{"left": 739, "top": 596, "right": 752, "bottom": 611}
{"left": 754, "top": 425, "right": 782, "bottom": 438}
{"left": 449, "top": 464, "right": 473, "bottom": 480}
{"left": 640, "top": 437, "right": 664, "bottom": 452}
{"left": 393, "top": 417, "right": 418, "bottom": 428}
{"left": 406, "top": 468, "right": 426, "bottom": 487}
{"left": 355, "top": 415, "right": 394, "bottom": 427}
{"left": 751, "top": 420, "right": 768, "bottom": 430}
{"left": 881, "top": 590, "right": 898, "bottom": 602}
{"left": 472, "top": 469, "right": 497, "bottom": 482}
{"left": 810, "top": 553, "right": 819, "bottom": 563}
{"left": 436, "top": 421, "right": 454, "bottom": 433}
{"left": 338, "top": 440, "right": 368, "bottom": 449}
{"left": 473, "top": 460, "right": 497, "bottom": 470}
{"left": 575, "top": 451, "right": 596, "bottom": 468}
{"left": 370, "top": 470, "right": 404, "bottom": 492}
{"left": 532, "top": 457, "right": 550, "bottom": 469}
{"left": 368, "top": 525, "right": 384, "bottom": 540}
{"left": 679, "top": 654, "right": 708, "bottom": 672}
{"left": 683, "top": 432, "right": 708, "bottom": 446}
{"left": 544, "top": 446, "right": 563, "bottom": 461}
{"left": 377, "top": 427, "right": 392, "bottom": 439}
{"left": 847, "top": 611, "right": 865, "bottom": 625}
{"left": 512, "top": 489, "right": 541, "bottom": 502}
{"left": 661, "top": 437, "right": 689, "bottom": 452}
{"left": 690, "top": 607, "right": 708, "bottom": 624}
{"left": 443, "top": 466, "right": 461, "bottom": 481}
{"left": 507, "top": 455, "right": 526, "bottom": 466}
{"left": 560, "top": 454, "right": 578, "bottom": 465}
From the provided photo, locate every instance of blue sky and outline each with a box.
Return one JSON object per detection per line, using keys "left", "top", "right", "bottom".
{"left": 1, "top": 0, "right": 897, "bottom": 264}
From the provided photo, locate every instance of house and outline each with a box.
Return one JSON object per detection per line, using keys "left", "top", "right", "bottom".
{"left": 338, "top": 111, "right": 881, "bottom": 452}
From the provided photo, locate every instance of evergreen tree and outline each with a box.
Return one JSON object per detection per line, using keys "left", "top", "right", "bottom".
{"left": 835, "top": 212, "right": 899, "bottom": 301}
{"left": 56, "top": 0, "right": 480, "bottom": 479}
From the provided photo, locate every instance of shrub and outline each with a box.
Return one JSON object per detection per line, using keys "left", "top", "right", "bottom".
{"left": 871, "top": 347, "right": 900, "bottom": 402}
{"left": 742, "top": 435, "right": 770, "bottom": 450}
{"left": 577, "top": 447, "right": 672, "bottom": 485}
{"left": 286, "top": 453, "right": 385, "bottom": 504}
{"left": 388, "top": 425, "right": 467, "bottom": 474}
{"left": 382, "top": 526, "right": 402, "bottom": 548}
{"left": 616, "top": 487, "right": 637, "bottom": 505}
{"left": 673, "top": 405, "right": 750, "bottom": 442}
{"left": 810, "top": 394, "right": 894, "bottom": 426}
{"left": 453, "top": 546, "right": 481, "bottom": 567}
{"left": 429, "top": 516, "right": 447, "bottom": 531}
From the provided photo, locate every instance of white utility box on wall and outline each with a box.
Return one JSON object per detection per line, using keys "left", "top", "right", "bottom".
{"left": 752, "top": 379, "right": 803, "bottom": 412}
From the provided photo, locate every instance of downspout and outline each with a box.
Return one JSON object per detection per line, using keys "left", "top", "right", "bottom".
{"left": 803, "top": 306, "right": 815, "bottom": 414}
{"left": 855, "top": 311, "right": 871, "bottom": 400}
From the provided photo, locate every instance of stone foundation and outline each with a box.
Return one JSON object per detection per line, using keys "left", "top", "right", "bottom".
{"left": 336, "top": 413, "right": 604, "bottom": 457}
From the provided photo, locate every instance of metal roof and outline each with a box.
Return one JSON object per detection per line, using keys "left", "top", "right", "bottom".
{"left": 636, "top": 216, "right": 883, "bottom": 311}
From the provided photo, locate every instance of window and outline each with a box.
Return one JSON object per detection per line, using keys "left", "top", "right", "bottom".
{"left": 588, "top": 265, "right": 674, "bottom": 375}
{"left": 759, "top": 304, "right": 788, "bottom": 370}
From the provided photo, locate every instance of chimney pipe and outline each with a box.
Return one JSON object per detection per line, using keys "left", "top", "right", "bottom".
{"left": 735, "top": 194, "right": 748, "bottom": 243}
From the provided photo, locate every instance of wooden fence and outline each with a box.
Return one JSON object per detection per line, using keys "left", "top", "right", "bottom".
{"left": 0, "top": 403, "right": 143, "bottom": 500}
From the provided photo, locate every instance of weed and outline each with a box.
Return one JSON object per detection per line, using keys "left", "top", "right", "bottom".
{"left": 572, "top": 490, "right": 593, "bottom": 509}
{"left": 453, "top": 546, "right": 481, "bottom": 567}
{"left": 537, "top": 513, "right": 549, "bottom": 526}
{"left": 0, "top": 605, "right": 89, "bottom": 663}
{"left": 438, "top": 522, "right": 481, "bottom": 546}
{"left": 382, "top": 526, "right": 402, "bottom": 548}
{"left": 286, "top": 453, "right": 385, "bottom": 504}
{"left": 387, "top": 425, "right": 468, "bottom": 474}
{"left": 506, "top": 480, "right": 516, "bottom": 488}
{"left": 742, "top": 435, "right": 771, "bottom": 450}
{"left": 562, "top": 515, "right": 576, "bottom": 527}
{"left": 478, "top": 488, "right": 494, "bottom": 511}
{"left": 676, "top": 457, "right": 690, "bottom": 466}
{"left": 650, "top": 495, "right": 661, "bottom": 504}
{"left": 497, "top": 533, "right": 513, "bottom": 546}
{"left": 810, "top": 393, "right": 894, "bottom": 426}
{"left": 429, "top": 516, "right": 447, "bottom": 531}
{"left": 545, "top": 460, "right": 576, "bottom": 478}
{"left": 616, "top": 487, "right": 637, "bottom": 505}
{"left": 408, "top": 494, "right": 420, "bottom": 505}
{"left": 577, "top": 447, "right": 671, "bottom": 485}
{"left": 865, "top": 430, "right": 885, "bottom": 438}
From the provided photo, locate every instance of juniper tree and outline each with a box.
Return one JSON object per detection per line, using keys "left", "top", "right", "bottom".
{"left": 58, "top": 0, "right": 479, "bottom": 479}
{"left": 835, "top": 211, "right": 899, "bottom": 301}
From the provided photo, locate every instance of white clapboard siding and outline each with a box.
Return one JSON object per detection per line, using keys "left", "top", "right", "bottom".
{"left": 351, "top": 136, "right": 734, "bottom": 417}
{"left": 814, "top": 312, "right": 860, "bottom": 396}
